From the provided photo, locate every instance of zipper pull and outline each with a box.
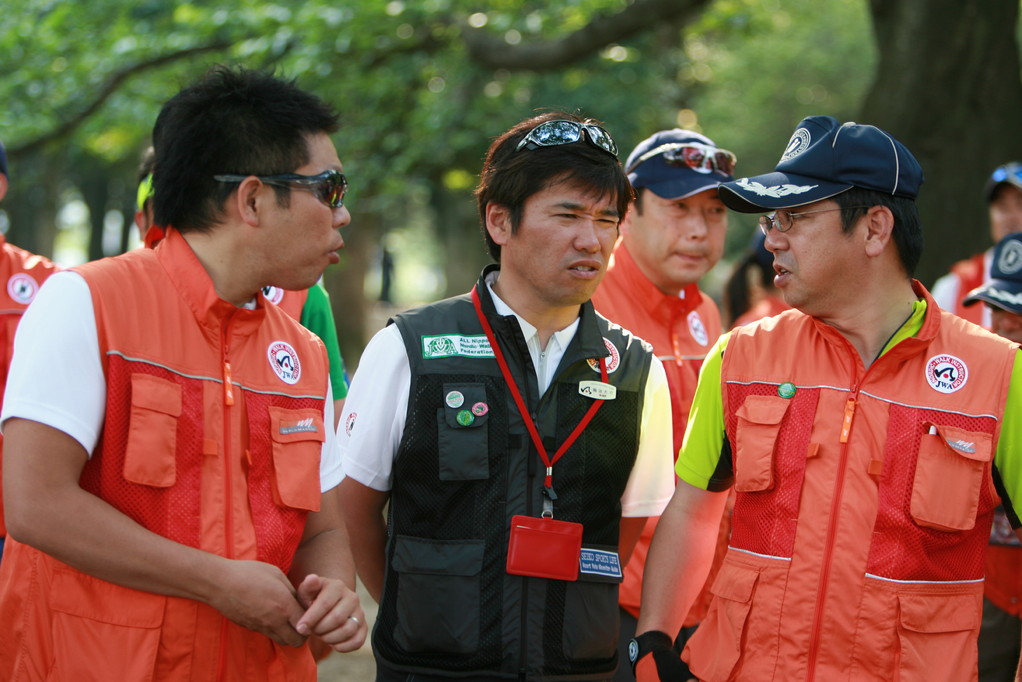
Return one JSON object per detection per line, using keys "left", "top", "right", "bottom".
{"left": 223, "top": 360, "right": 234, "bottom": 406}
{"left": 840, "top": 396, "right": 856, "bottom": 443}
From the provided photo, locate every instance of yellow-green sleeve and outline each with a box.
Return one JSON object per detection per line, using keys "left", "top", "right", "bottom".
{"left": 675, "top": 331, "right": 731, "bottom": 490}
{"left": 994, "top": 350, "right": 1022, "bottom": 516}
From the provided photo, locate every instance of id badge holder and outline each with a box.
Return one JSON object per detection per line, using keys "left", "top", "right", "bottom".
{"left": 506, "top": 514, "right": 582, "bottom": 581}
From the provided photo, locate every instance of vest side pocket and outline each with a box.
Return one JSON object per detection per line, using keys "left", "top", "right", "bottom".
{"left": 910, "top": 424, "right": 992, "bottom": 532}
{"left": 562, "top": 547, "right": 622, "bottom": 661}
{"left": 436, "top": 382, "right": 490, "bottom": 481}
{"left": 125, "top": 373, "right": 181, "bottom": 487}
{"left": 895, "top": 591, "right": 981, "bottom": 681}
{"left": 683, "top": 560, "right": 760, "bottom": 682}
{"left": 49, "top": 565, "right": 165, "bottom": 681}
{"left": 733, "top": 395, "right": 791, "bottom": 492}
{"left": 268, "top": 406, "right": 324, "bottom": 512}
{"left": 391, "top": 535, "right": 484, "bottom": 655}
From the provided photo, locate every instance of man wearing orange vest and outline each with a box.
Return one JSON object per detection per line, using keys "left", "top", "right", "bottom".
{"left": 134, "top": 151, "right": 351, "bottom": 424}
{"left": 961, "top": 232, "right": 1022, "bottom": 681}
{"left": 932, "top": 162, "right": 1022, "bottom": 328}
{"left": 0, "top": 66, "right": 366, "bottom": 681}
{"left": 632, "top": 116, "right": 1022, "bottom": 681}
{"left": 590, "top": 128, "right": 734, "bottom": 681}
{"left": 0, "top": 139, "right": 61, "bottom": 563}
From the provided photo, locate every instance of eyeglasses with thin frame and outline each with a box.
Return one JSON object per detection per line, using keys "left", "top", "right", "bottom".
{"left": 214, "top": 170, "right": 348, "bottom": 209}
{"left": 626, "top": 142, "right": 737, "bottom": 176}
{"left": 758, "top": 206, "right": 870, "bottom": 235}
{"left": 514, "top": 120, "right": 619, "bottom": 157}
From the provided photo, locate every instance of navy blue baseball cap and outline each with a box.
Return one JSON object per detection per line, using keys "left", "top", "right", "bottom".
{"left": 718, "top": 116, "right": 923, "bottom": 213}
{"left": 963, "top": 232, "right": 1022, "bottom": 313}
{"left": 0, "top": 140, "right": 7, "bottom": 178}
{"left": 625, "top": 129, "right": 735, "bottom": 200}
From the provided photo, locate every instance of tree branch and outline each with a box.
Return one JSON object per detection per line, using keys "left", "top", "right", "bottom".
{"left": 462, "top": 0, "right": 712, "bottom": 71}
{"left": 10, "top": 40, "right": 233, "bottom": 158}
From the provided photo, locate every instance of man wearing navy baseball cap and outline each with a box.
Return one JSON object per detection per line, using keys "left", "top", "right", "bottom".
{"left": 933, "top": 162, "right": 1022, "bottom": 329}
{"left": 963, "top": 232, "right": 1022, "bottom": 680}
{"left": 591, "top": 129, "right": 735, "bottom": 681}
{"left": 632, "top": 116, "right": 1022, "bottom": 681}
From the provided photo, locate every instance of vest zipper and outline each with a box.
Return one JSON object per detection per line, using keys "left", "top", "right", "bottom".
{"left": 216, "top": 310, "right": 239, "bottom": 680}
{"left": 805, "top": 386, "right": 858, "bottom": 680}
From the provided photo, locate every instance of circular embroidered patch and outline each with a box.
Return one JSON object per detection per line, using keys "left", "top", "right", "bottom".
{"left": 267, "top": 340, "right": 302, "bottom": 384}
{"left": 688, "top": 310, "right": 709, "bottom": 347}
{"left": 925, "top": 354, "right": 967, "bottom": 394}
{"left": 7, "top": 273, "right": 39, "bottom": 305}
{"left": 781, "top": 127, "right": 812, "bottom": 162}
{"left": 587, "top": 337, "right": 621, "bottom": 374}
{"left": 261, "top": 285, "right": 286, "bottom": 305}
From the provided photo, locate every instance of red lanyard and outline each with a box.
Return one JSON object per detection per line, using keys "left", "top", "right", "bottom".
{"left": 471, "top": 285, "right": 608, "bottom": 492}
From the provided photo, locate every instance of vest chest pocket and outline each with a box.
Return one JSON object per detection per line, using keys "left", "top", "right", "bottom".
{"left": 436, "top": 382, "right": 489, "bottom": 481}
{"left": 734, "top": 395, "right": 791, "bottom": 492}
{"left": 268, "top": 406, "right": 324, "bottom": 512}
{"left": 910, "top": 423, "right": 993, "bottom": 532}
{"left": 125, "top": 373, "right": 181, "bottom": 487}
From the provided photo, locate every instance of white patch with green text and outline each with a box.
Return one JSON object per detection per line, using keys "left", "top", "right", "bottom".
{"left": 421, "top": 334, "right": 495, "bottom": 359}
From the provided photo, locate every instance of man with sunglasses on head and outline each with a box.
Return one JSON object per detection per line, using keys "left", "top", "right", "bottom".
{"left": 932, "top": 162, "right": 1022, "bottom": 329}
{"left": 0, "top": 66, "right": 367, "bottom": 681}
{"left": 338, "top": 112, "right": 674, "bottom": 681}
{"left": 589, "top": 129, "right": 734, "bottom": 682}
{"left": 631, "top": 116, "right": 1022, "bottom": 681}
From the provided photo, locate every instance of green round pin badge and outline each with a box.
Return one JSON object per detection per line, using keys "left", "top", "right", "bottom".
{"left": 777, "top": 382, "right": 797, "bottom": 399}
{"left": 456, "top": 409, "right": 475, "bottom": 426}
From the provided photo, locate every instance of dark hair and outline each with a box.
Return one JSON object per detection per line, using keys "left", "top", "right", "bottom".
{"left": 724, "top": 244, "right": 774, "bottom": 326}
{"left": 835, "top": 187, "right": 923, "bottom": 277}
{"left": 474, "top": 111, "right": 632, "bottom": 261}
{"left": 151, "top": 65, "right": 339, "bottom": 232}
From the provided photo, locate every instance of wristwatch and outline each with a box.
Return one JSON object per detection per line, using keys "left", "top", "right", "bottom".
{"left": 628, "top": 630, "right": 673, "bottom": 672}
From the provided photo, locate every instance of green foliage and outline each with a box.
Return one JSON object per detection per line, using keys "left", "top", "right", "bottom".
{"left": 0, "top": 0, "right": 874, "bottom": 267}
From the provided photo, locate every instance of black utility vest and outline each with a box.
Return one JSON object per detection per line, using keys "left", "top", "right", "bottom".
{"left": 373, "top": 273, "right": 653, "bottom": 680}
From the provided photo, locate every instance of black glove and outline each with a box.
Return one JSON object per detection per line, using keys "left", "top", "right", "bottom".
{"left": 629, "top": 630, "right": 689, "bottom": 681}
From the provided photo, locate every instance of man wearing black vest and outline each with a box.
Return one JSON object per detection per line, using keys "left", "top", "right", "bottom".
{"left": 339, "top": 112, "right": 675, "bottom": 681}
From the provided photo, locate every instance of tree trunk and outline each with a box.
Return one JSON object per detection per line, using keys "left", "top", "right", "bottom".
{"left": 861, "top": 0, "right": 1022, "bottom": 285}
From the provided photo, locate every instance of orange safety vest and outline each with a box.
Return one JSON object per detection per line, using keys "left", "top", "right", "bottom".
{"left": 0, "top": 235, "right": 60, "bottom": 539}
{"left": 684, "top": 283, "right": 1016, "bottom": 682}
{"left": 592, "top": 243, "right": 726, "bottom": 625}
{"left": 0, "top": 229, "right": 329, "bottom": 682}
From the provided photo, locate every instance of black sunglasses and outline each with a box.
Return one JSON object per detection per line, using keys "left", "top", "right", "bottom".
{"left": 214, "top": 169, "right": 348, "bottom": 209}
{"left": 514, "top": 120, "right": 619, "bottom": 157}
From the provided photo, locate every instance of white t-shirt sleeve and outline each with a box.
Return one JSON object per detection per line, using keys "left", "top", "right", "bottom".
{"left": 337, "top": 324, "right": 409, "bottom": 491}
{"left": 319, "top": 383, "right": 343, "bottom": 492}
{"left": 619, "top": 355, "right": 675, "bottom": 518}
{"left": 930, "top": 271, "right": 960, "bottom": 312}
{"left": 2, "top": 271, "right": 106, "bottom": 453}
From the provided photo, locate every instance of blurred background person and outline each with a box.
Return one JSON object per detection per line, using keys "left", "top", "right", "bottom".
{"left": 0, "top": 139, "right": 61, "bottom": 564}
{"left": 933, "top": 162, "right": 1022, "bottom": 327}
{"left": 962, "top": 231, "right": 1022, "bottom": 682}
{"left": 723, "top": 229, "right": 788, "bottom": 328}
